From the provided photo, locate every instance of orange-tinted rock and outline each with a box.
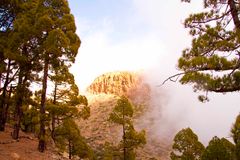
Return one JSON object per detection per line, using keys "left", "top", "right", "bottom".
{"left": 87, "top": 71, "right": 150, "bottom": 105}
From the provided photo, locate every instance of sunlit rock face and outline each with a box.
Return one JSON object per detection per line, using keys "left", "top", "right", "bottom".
{"left": 87, "top": 71, "right": 150, "bottom": 106}
{"left": 80, "top": 71, "right": 171, "bottom": 159}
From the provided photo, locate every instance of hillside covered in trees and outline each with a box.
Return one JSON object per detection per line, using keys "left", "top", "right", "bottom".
{"left": 0, "top": 0, "right": 92, "bottom": 159}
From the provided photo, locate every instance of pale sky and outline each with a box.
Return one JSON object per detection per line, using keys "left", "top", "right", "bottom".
{"left": 68, "top": 0, "right": 239, "bottom": 145}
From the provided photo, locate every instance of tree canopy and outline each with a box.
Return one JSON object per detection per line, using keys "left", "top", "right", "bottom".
{"left": 54, "top": 119, "right": 94, "bottom": 159}
{"left": 174, "top": 0, "right": 240, "bottom": 101}
{"left": 201, "top": 136, "right": 236, "bottom": 160}
{"left": 0, "top": 0, "right": 84, "bottom": 154}
{"left": 109, "top": 96, "right": 146, "bottom": 160}
{"left": 170, "top": 128, "right": 205, "bottom": 160}
{"left": 172, "top": 113, "right": 240, "bottom": 160}
{"left": 231, "top": 113, "right": 240, "bottom": 160}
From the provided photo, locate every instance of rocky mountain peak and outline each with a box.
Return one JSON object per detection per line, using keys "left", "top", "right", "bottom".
{"left": 86, "top": 71, "right": 150, "bottom": 105}
{"left": 80, "top": 71, "right": 171, "bottom": 159}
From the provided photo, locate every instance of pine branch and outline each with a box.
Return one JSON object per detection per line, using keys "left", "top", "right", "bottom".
{"left": 159, "top": 72, "right": 186, "bottom": 87}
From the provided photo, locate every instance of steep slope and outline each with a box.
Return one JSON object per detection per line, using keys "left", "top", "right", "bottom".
{"left": 0, "top": 124, "right": 67, "bottom": 160}
{"left": 78, "top": 94, "right": 171, "bottom": 159}
{"left": 78, "top": 71, "right": 171, "bottom": 159}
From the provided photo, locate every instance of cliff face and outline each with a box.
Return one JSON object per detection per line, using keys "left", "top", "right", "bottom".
{"left": 87, "top": 71, "right": 150, "bottom": 105}
{"left": 78, "top": 71, "right": 171, "bottom": 159}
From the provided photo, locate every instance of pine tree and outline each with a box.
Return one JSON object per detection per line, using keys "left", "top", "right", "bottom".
{"left": 231, "top": 113, "right": 240, "bottom": 160}
{"left": 7, "top": 0, "right": 42, "bottom": 140}
{"left": 109, "top": 96, "right": 146, "bottom": 160}
{"left": 54, "top": 118, "right": 94, "bottom": 159}
{"left": 1, "top": 1, "right": 81, "bottom": 153}
{"left": 47, "top": 64, "right": 89, "bottom": 141}
{"left": 170, "top": 128, "right": 205, "bottom": 160}
{"left": 171, "top": 0, "right": 240, "bottom": 101}
{"left": 32, "top": 0, "right": 80, "bottom": 152}
{"left": 0, "top": 0, "right": 20, "bottom": 131}
{"left": 103, "top": 142, "right": 122, "bottom": 160}
{"left": 201, "top": 136, "right": 236, "bottom": 160}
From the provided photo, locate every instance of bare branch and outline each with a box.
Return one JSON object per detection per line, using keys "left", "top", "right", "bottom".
{"left": 158, "top": 72, "right": 186, "bottom": 87}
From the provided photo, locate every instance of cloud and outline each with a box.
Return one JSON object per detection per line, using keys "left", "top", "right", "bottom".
{"left": 71, "top": 0, "right": 197, "bottom": 90}
{"left": 71, "top": 15, "right": 166, "bottom": 91}
{"left": 70, "top": 0, "right": 240, "bottom": 145}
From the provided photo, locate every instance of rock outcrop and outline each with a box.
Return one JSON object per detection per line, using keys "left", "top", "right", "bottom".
{"left": 87, "top": 71, "right": 150, "bottom": 106}
{"left": 79, "top": 71, "right": 171, "bottom": 159}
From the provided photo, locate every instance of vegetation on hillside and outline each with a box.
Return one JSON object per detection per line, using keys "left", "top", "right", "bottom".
{"left": 169, "top": 1, "right": 240, "bottom": 159}
{"left": 108, "top": 96, "right": 146, "bottom": 160}
{"left": 170, "top": 128, "right": 205, "bottom": 160}
{"left": 171, "top": 113, "right": 240, "bottom": 160}
{"left": 0, "top": 0, "right": 93, "bottom": 159}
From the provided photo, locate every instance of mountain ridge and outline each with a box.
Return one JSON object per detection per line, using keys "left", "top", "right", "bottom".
{"left": 78, "top": 71, "right": 171, "bottom": 159}
{"left": 87, "top": 71, "right": 151, "bottom": 106}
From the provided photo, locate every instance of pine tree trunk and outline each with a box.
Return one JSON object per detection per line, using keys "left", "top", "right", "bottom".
{"left": 0, "top": 60, "right": 11, "bottom": 131}
{"left": 5, "top": 85, "right": 13, "bottom": 123}
{"left": 12, "top": 69, "right": 24, "bottom": 140}
{"left": 38, "top": 58, "right": 49, "bottom": 152}
{"left": 13, "top": 45, "right": 30, "bottom": 138}
{"left": 0, "top": 51, "right": 3, "bottom": 88}
{"left": 122, "top": 105, "right": 126, "bottom": 160}
{"left": 0, "top": 73, "right": 2, "bottom": 89}
{"left": 69, "top": 140, "right": 72, "bottom": 159}
{"left": 0, "top": 103, "right": 6, "bottom": 131}
{"left": 228, "top": 0, "right": 240, "bottom": 29}
{"left": 51, "top": 82, "right": 57, "bottom": 141}
{"left": 51, "top": 114, "right": 56, "bottom": 141}
{"left": 123, "top": 124, "right": 126, "bottom": 160}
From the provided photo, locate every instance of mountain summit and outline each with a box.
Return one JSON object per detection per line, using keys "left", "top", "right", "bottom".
{"left": 80, "top": 71, "right": 171, "bottom": 159}
{"left": 87, "top": 71, "right": 150, "bottom": 106}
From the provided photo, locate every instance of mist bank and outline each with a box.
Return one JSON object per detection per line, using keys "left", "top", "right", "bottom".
{"left": 142, "top": 70, "right": 240, "bottom": 145}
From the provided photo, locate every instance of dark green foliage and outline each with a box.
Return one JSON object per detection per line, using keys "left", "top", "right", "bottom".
{"left": 122, "top": 124, "right": 146, "bottom": 151}
{"left": 109, "top": 96, "right": 146, "bottom": 160}
{"left": 231, "top": 113, "right": 240, "bottom": 160}
{"left": 201, "top": 136, "right": 236, "bottom": 160}
{"left": 231, "top": 114, "right": 240, "bottom": 145}
{"left": 47, "top": 104, "right": 79, "bottom": 120}
{"left": 170, "top": 128, "right": 205, "bottom": 160}
{"left": 31, "top": 0, "right": 80, "bottom": 152}
{"left": 46, "top": 99, "right": 90, "bottom": 130}
{"left": 47, "top": 63, "right": 90, "bottom": 142}
{"left": 103, "top": 142, "right": 122, "bottom": 160}
{"left": 54, "top": 119, "right": 94, "bottom": 159}
{"left": 0, "top": 0, "right": 87, "bottom": 155}
{"left": 119, "top": 124, "right": 146, "bottom": 160}
{"left": 109, "top": 96, "right": 133, "bottom": 125}
{"left": 0, "top": 0, "right": 22, "bottom": 132}
{"left": 45, "top": 60, "right": 91, "bottom": 156}
{"left": 236, "top": 143, "right": 240, "bottom": 160}
{"left": 171, "top": 113, "right": 240, "bottom": 159}
{"left": 177, "top": 0, "right": 240, "bottom": 101}
{"left": 21, "top": 106, "right": 39, "bottom": 134}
